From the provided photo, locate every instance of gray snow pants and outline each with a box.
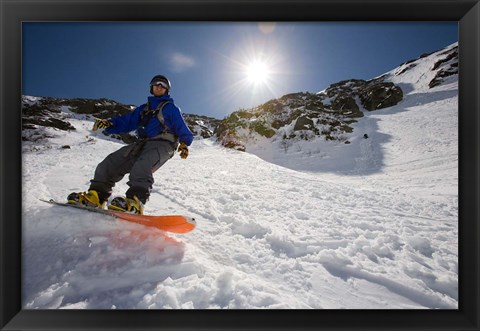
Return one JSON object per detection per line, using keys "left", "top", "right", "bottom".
{"left": 89, "top": 139, "right": 175, "bottom": 203}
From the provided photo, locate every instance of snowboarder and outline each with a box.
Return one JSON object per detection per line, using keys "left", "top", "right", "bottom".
{"left": 67, "top": 74, "right": 193, "bottom": 214}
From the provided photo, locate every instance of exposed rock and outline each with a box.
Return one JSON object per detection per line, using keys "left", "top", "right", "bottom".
{"left": 215, "top": 76, "right": 405, "bottom": 151}
{"left": 330, "top": 94, "right": 363, "bottom": 118}
{"left": 429, "top": 46, "right": 458, "bottom": 88}
{"left": 23, "top": 116, "right": 75, "bottom": 131}
{"left": 359, "top": 82, "right": 403, "bottom": 111}
{"left": 184, "top": 114, "right": 221, "bottom": 139}
{"left": 294, "top": 116, "right": 314, "bottom": 131}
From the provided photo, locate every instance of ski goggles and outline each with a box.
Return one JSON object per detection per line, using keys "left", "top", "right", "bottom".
{"left": 150, "top": 81, "right": 169, "bottom": 89}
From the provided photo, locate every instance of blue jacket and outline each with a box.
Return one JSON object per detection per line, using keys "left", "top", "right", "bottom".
{"left": 105, "top": 95, "right": 193, "bottom": 146}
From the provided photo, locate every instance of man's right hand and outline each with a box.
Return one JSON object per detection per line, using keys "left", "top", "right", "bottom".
{"left": 177, "top": 142, "right": 189, "bottom": 159}
{"left": 92, "top": 118, "right": 113, "bottom": 131}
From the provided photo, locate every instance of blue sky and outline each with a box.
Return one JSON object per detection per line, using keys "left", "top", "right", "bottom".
{"left": 23, "top": 22, "right": 457, "bottom": 119}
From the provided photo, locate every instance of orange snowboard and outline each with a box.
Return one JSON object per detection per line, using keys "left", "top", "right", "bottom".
{"left": 40, "top": 199, "right": 196, "bottom": 234}
{"left": 110, "top": 211, "right": 196, "bottom": 234}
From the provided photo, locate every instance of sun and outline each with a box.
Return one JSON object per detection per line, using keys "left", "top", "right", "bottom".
{"left": 216, "top": 39, "right": 290, "bottom": 106}
{"left": 245, "top": 60, "right": 270, "bottom": 85}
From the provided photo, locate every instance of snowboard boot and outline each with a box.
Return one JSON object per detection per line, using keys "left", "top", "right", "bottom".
{"left": 108, "top": 196, "right": 144, "bottom": 215}
{"left": 67, "top": 190, "right": 106, "bottom": 209}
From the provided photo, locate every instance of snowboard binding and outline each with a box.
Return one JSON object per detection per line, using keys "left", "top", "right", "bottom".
{"left": 67, "top": 190, "right": 106, "bottom": 209}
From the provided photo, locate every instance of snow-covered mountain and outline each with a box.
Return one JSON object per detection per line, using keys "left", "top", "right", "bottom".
{"left": 22, "top": 95, "right": 220, "bottom": 144}
{"left": 214, "top": 43, "right": 458, "bottom": 173}
{"left": 21, "top": 42, "right": 458, "bottom": 309}
{"left": 215, "top": 79, "right": 403, "bottom": 152}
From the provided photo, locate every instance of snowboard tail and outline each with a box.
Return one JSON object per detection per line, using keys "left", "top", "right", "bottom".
{"left": 40, "top": 199, "right": 196, "bottom": 234}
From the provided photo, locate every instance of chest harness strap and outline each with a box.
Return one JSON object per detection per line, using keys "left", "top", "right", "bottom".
{"left": 139, "top": 101, "right": 179, "bottom": 145}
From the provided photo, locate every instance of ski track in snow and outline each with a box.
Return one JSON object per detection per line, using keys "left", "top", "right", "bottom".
{"left": 22, "top": 45, "right": 458, "bottom": 310}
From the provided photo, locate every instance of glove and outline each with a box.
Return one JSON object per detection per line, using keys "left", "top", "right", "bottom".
{"left": 177, "top": 142, "right": 189, "bottom": 159}
{"left": 92, "top": 118, "right": 113, "bottom": 131}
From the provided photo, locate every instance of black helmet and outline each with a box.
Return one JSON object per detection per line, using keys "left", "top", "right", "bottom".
{"left": 149, "top": 75, "right": 171, "bottom": 94}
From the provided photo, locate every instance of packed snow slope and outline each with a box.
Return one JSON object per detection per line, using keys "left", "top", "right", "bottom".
{"left": 22, "top": 43, "right": 458, "bottom": 309}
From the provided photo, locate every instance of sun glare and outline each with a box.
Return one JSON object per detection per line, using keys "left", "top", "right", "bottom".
{"left": 246, "top": 60, "right": 270, "bottom": 85}
{"left": 214, "top": 36, "right": 289, "bottom": 108}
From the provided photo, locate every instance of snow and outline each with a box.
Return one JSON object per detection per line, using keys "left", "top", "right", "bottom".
{"left": 22, "top": 43, "right": 458, "bottom": 309}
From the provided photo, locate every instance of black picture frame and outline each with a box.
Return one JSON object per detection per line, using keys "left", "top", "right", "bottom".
{"left": 1, "top": 0, "right": 479, "bottom": 330}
